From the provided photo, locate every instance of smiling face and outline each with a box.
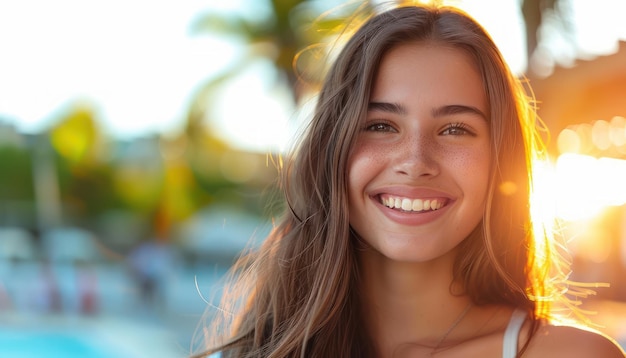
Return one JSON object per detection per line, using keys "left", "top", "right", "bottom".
{"left": 347, "top": 42, "right": 491, "bottom": 263}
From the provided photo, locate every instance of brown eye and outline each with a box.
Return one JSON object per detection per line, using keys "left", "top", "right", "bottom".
{"left": 440, "top": 123, "right": 474, "bottom": 136}
{"left": 365, "top": 122, "right": 396, "bottom": 132}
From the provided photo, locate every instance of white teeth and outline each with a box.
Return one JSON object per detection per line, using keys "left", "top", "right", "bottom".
{"left": 401, "top": 198, "right": 411, "bottom": 211}
{"left": 381, "top": 196, "right": 443, "bottom": 212}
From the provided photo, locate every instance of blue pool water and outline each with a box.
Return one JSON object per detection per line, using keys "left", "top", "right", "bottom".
{"left": 0, "top": 329, "right": 128, "bottom": 358}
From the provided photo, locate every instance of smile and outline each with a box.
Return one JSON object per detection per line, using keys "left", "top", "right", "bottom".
{"left": 379, "top": 194, "right": 445, "bottom": 212}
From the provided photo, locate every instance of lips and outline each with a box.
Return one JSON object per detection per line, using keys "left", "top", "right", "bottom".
{"left": 379, "top": 194, "right": 447, "bottom": 212}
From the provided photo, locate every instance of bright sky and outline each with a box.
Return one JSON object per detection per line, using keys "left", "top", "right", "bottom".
{"left": 1, "top": 0, "right": 625, "bottom": 153}
{"left": 0, "top": 0, "right": 244, "bottom": 141}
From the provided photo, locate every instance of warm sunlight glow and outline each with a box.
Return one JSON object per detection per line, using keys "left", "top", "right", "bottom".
{"left": 592, "top": 120, "right": 612, "bottom": 151}
{"left": 554, "top": 154, "right": 605, "bottom": 221}
{"left": 557, "top": 128, "right": 581, "bottom": 154}
{"left": 541, "top": 119, "right": 626, "bottom": 267}
{"left": 529, "top": 159, "right": 555, "bottom": 303}
{"left": 564, "top": 219, "right": 614, "bottom": 264}
{"left": 557, "top": 117, "right": 626, "bottom": 156}
{"left": 611, "top": 116, "right": 626, "bottom": 143}
{"left": 530, "top": 153, "right": 626, "bottom": 268}
{"left": 530, "top": 159, "right": 557, "bottom": 231}
{"left": 532, "top": 154, "right": 626, "bottom": 222}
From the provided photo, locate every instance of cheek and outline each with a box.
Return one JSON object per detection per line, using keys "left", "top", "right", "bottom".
{"left": 347, "top": 142, "right": 389, "bottom": 181}
{"left": 451, "top": 146, "right": 491, "bottom": 195}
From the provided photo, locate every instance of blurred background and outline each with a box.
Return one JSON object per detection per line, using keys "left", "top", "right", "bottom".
{"left": 0, "top": 0, "right": 625, "bottom": 356}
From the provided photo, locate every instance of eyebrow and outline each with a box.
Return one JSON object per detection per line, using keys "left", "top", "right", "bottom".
{"left": 368, "top": 102, "right": 488, "bottom": 121}
{"left": 432, "top": 104, "right": 488, "bottom": 121}
{"left": 368, "top": 101, "right": 407, "bottom": 115}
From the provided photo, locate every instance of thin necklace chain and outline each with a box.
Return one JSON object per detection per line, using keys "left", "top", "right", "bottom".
{"left": 430, "top": 302, "right": 473, "bottom": 356}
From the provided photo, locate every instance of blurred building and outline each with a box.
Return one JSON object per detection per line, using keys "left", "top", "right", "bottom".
{"left": 531, "top": 41, "right": 626, "bottom": 158}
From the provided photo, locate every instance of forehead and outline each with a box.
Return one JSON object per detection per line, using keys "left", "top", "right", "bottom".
{"left": 370, "top": 42, "right": 487, "bottom": 115}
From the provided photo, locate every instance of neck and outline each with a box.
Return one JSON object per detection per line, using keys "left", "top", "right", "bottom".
{"left": 358, "top": 247, "right": 472, "bottom": 357}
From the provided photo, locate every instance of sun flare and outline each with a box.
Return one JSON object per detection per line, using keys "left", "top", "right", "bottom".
{"left": 531, "top": 154, "right": 626, "bottom": 224}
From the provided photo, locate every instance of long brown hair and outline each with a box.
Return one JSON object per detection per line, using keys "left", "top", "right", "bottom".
{"left": 193, "top": 4, "right": 564, "bottom": 357}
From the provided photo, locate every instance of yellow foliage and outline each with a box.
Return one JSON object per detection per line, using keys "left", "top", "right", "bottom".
{"left": 114, "top": 165, "right": 163, "bottom": 211}
{"left": 50, "top": 105, "right": 100, "bottom": 164}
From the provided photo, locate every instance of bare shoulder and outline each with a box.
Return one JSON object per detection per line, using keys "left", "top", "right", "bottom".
{"left": 524, "top": 322, "right": 625, "bottom": 357}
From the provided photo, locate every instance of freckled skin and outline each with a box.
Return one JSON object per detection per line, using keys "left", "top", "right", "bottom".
{"left": 347, "top": 43, "right": 491, "bottom": 263}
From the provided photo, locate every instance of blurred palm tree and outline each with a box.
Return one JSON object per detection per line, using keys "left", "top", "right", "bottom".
{"left": 181, "top": 0, "right": 377, "bottom": 218}
{"left": 184, "top": 0, "right": 379, "bottom": 141}
{"left": 189, "top": 0, "right": 355, "bottom": 102}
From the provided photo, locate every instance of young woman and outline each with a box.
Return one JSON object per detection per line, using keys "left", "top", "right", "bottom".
{"left": 193, "top": 3, "right": 625, "bottom": 357}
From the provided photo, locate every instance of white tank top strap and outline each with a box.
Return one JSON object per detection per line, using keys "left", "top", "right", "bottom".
{"left": 502, "top": 308, "right": 527, "bottom": 358}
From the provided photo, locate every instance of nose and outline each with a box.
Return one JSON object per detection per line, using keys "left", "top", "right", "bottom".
{"left": 392, "top": 134, "right": 440, "bottom": 178}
